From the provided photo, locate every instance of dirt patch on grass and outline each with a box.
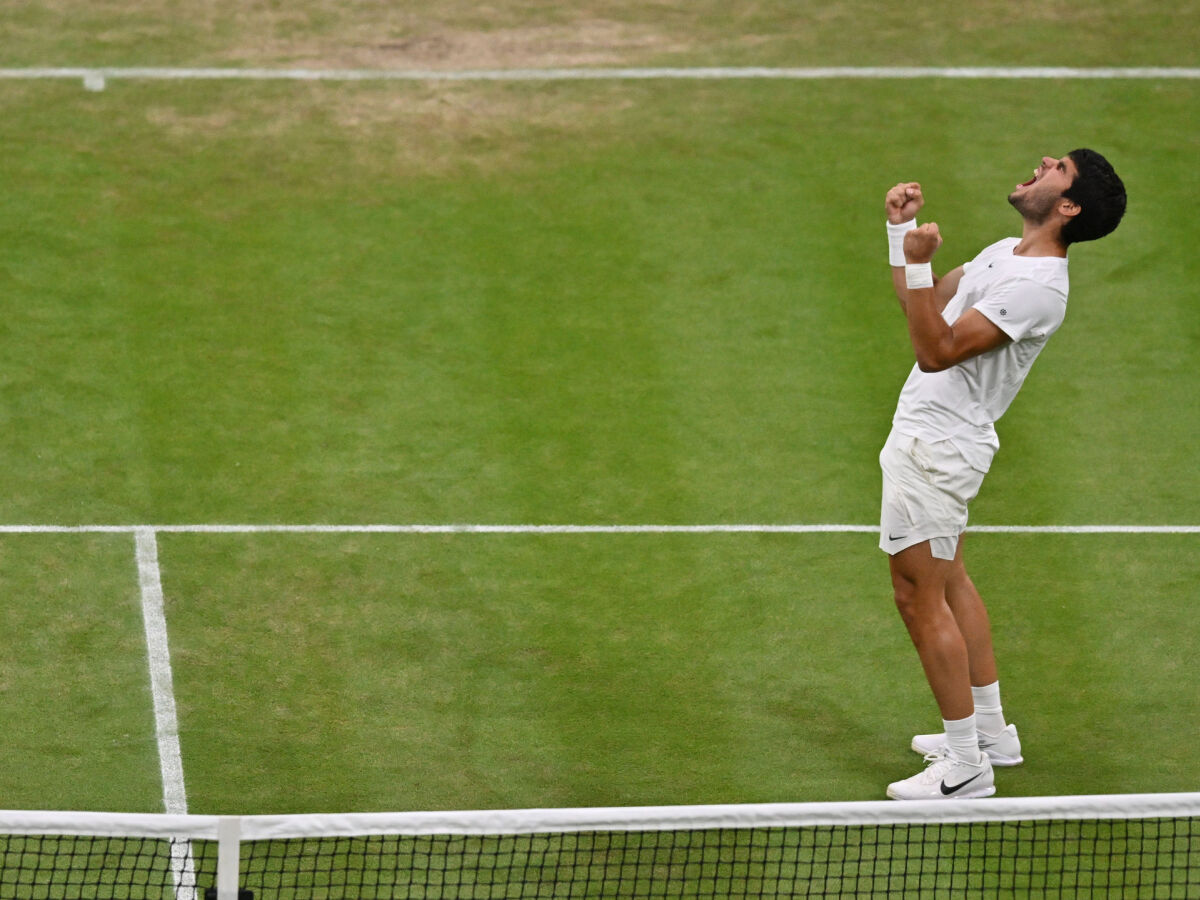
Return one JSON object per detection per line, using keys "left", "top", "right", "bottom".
{"left": 2, "top": 0, "right": 706, "bottom": 68}
{"left": 95, "top": 3, "right": 696, "bottom": 176}
{"left": 339, "top": 82, "right": 643, "bottom": 175}
{"left": 228, "top": 19, "right": 690, "bottom": 70}
{"left": 135, "top": 79, "right": 648, "bottom": 178}
{"left": 144, "top": 105, "right": 241, "bottom": 138}
{"left": 3, "top": 0, "right": 1187, "bottom": 70}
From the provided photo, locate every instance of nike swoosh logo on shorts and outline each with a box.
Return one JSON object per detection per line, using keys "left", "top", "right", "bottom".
{"left": 940, "top": 772, "right": 984, "bottom": 796}
{"left": 888, "top": 533, "right": 907, "bottom": 542}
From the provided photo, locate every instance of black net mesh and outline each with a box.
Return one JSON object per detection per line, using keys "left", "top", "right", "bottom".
{"left": 0, "top": 834, "right": 214, "bottom": 899}
{"left": 0, "top": 813, "right": 1195, "bottom": 898}
{"left": 236, "top": 817, "right": 1200, "bottom": 899}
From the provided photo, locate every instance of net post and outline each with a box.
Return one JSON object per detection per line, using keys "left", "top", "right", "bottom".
{"left": 216, "top": 816, "right": 241, "bottom": 900}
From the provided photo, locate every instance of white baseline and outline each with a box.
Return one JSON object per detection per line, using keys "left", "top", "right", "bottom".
{"left": 3, "top": 523, "right": 1197, "bottom": 534}
{"left": 1, "top": 66, "right": 1199, "bottom": 88}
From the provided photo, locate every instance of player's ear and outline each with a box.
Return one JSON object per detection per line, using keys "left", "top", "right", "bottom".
{"left": 1057, "top": 197, "right": 1082, "bottom": 219}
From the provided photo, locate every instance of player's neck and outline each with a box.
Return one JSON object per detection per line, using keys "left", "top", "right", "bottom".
{"left": 1013, "top": 220, "right": 1068, "bottom": 258}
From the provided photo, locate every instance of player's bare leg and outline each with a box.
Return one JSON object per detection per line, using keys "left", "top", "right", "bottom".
{"left": 886, "top": 539, "right": 995, "bottom": 800}
{"left": 943, "top": 534, "right": 999, "bottom": 687}
{"left": 888, "top": 541, "right": 973, "bottom": 721}
{"left": 909, "top": 534, "right": 1023, "bottom": 767}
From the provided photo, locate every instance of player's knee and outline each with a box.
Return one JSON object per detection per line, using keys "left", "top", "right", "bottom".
{"left": 891, "top": 578, "right": 921, "bottom": 623}
{"left": 946, "top": 567, "right": 977, "bottom": 598}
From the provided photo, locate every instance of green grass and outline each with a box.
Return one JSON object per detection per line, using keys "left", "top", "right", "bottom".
{"left": 0, "top": 1, "right": 1196, "bottom": 832}
{"left": 0, "top": 536, "right": 163, "bottom": 810}
{"left": 160, "top": 533, "right": 899, "bottom": 812}
{"left": 153, "top": 532, "right": 1199, "bottom": 814}
{"left": 0, "top": 78, "right": 1196, "bottom": 527}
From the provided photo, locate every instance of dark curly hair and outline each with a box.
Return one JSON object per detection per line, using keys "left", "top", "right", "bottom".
{"left": 1061, "top": 149, "right": 1126, "bottom": 245}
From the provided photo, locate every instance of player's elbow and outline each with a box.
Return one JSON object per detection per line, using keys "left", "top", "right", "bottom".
{"left": 912, "top": 335, "right": 963, "bottom": 372}
{"left": 915, "top": 351, "right": 952, "bottom": 373}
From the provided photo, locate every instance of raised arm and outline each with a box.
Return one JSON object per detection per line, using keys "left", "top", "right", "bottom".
{"left": 885, "top": 182, "right": 962, "bottom": 314}
{"left": 901, "top": 225, "right": 1010, "bottom": 372}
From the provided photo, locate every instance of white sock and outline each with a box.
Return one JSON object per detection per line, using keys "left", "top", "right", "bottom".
{"left": 943, "top": 714, "right": 982, "bottom": 764}
{"left": 971, "top": 682, "right": 1007, "bottom": 735}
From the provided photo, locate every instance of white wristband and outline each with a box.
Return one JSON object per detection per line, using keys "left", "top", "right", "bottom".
{"left": 905, "top": 263, "right": 934, "bottom": 290}
{"left": 887, "top": 219, "right": 917, "bottom": 267}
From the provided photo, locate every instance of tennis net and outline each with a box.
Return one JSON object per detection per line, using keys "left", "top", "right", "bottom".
{"left": 1, "top": 792, "right": 1197, "bottom": 898}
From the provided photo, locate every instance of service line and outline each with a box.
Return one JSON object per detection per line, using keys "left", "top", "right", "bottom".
{"left": 0, "top": 523, "right": 1195, "bottom": 535}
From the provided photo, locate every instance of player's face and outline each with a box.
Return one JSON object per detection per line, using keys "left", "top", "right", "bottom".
{"left": 1007, "top": 155, "right": 1079, "bottom": 223}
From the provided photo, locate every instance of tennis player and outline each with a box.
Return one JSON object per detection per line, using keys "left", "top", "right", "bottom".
{"left": 880, "top": 150, "right": 1126, "bottom": 800}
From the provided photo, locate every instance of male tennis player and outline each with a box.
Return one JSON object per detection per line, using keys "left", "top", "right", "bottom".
{"left": 880, "top": 150, "right": 1126, "bottom": 800}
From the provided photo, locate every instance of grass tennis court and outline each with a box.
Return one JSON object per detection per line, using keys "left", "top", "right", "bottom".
{"left": 0, "top": 531, "right": 1196, "bottom": 814}
{"left": 0, "top": 2, "right": 1196, "bottom": 817}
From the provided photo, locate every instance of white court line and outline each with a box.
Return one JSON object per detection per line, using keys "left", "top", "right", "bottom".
{"left": 0, "top": 66, "right": 1198, "bottom": 88}
{"left": 1, "top": 523, "right": 1197, "bottom": 534}
{"left": 133, "top": 529, "right": 198, "bottom": 900}
{"left": 133, "top": 529, "right": 189, "bottom": 814}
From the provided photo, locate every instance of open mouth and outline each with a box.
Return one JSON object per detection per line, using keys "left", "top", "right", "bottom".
{"left": 1017, "top": 171, "right": 1039, "bottom": 189}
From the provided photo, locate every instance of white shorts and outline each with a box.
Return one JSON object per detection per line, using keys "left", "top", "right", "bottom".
{"left": 879, "top": 429, "right": 986, "bottom": 561}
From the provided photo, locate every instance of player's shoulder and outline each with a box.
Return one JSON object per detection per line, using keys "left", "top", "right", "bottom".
{"left": 964, "top": 237, "right": 1020, "bottom": 270}
{"left": 979, "top": 237, "right": 1022, "bottom": 258}
{"left": 974, "top": 239, "right": 1067, "bottom": 286}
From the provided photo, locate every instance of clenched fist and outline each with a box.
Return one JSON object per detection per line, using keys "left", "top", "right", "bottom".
{"left": 886, "top": 182, "right": 924, "bottom": 225}
{"left": 903, "top": 223, "right": 942, "bottom": 264}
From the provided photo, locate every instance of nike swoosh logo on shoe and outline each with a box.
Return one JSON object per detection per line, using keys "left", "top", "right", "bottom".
{"left": 940, "top": 772, "right": 984, "bottom": 796}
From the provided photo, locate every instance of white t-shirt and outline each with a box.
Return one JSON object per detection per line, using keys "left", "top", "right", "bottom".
{"left": 891, "top": 237, "right": 1069, "bottom": 472}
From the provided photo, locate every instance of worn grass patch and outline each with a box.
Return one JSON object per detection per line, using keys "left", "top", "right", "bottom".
{"left": 2, "top": 0, "right": 1196, "bottom": 67}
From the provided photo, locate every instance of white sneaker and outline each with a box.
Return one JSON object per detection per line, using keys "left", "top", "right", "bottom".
{"left": 910, "top": 723, "right": 1023, "bottom": 766}
{"left": 887, "top": 750, "right": 995, "bottom": 801}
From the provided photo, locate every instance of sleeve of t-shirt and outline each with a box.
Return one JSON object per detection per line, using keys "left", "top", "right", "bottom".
{"left": 973, "top": 277, "right": 1066, "bottom": 342}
